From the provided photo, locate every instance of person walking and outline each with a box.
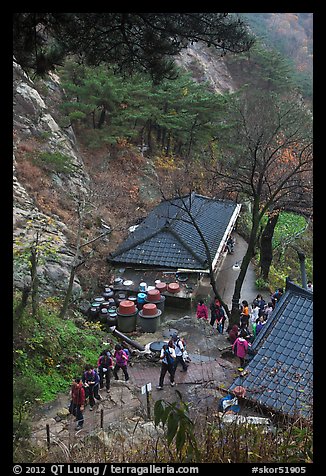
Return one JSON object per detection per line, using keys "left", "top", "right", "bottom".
{"left": 172, "top": 334, "right": 188, "bottom": 372}
{"left": 82, "top": 364, "right": 101, "bottom": 411}
{"left": 97, "top": 349, "right": 114, "bottom": 392}
{"left": 113, "top": 344, "right": 130, "bottom": 382}
{"left": 217, "top": 305, "right": 226, "bottom": 333}
{"left": 196, "top": 300, "right": 208, "bottom": 320}
{"left": 69, "top": 377, "right": 86, "bottom": 430}
{"left": 232, "top": 330, "right": 250, "bottom": 369}
{"left": 210, "top": 296, "right": 222, "bottom": 327}
{"left": 263, "top": 302, "right": 274, "bottom": 319}
{"left": 240, "top": 300, "right": 250, "bottom": 328}
{"left": 157, "top": 340, "right": 176, "bottom": 389}
{"left": 271, "top": 288, "right": 283, "bottom": 308}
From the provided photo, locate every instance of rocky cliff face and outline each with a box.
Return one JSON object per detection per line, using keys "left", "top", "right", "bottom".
{"left": 13, "top": 60, "right": 90, "bottom": 297}
{"left": 176, "top": 42, "right": 237, "bottom": 94}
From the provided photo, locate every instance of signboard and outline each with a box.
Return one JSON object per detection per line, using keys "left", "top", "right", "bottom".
{"left": 141, "top": 383, "right": 152, "bottom": 394}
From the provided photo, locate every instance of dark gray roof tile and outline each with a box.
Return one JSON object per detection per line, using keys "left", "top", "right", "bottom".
{"left": 109, "top": 193, "right": 239, "bottom": 270}
{"left": 229, "top": 281, "right": 313, "bottom": 419}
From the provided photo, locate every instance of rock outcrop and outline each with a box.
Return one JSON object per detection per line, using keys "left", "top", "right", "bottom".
{"left": 13, "top": 60, "right": 90, "bottom": 297}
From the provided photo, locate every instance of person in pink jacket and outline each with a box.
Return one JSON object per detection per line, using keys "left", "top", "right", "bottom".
{"left": 232, "top": 330, "right": 250, "bottom": 369}
{"left": 196, "top": 300, "right": 209, "bottom": 320}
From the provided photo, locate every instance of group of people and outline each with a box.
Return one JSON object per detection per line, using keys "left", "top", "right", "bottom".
{"left": 196, "top": 296, "right": 226, "bottom": 333}
{"left": 69, "top": 343, "right": 130, "bottom": 430}
{"left": 157, "top": 333, "right": 189, "bottom": 390}
{"left": 229, "top": 290, "right": 286, "bottom": 370}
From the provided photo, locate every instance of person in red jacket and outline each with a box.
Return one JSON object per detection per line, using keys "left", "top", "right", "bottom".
{"left": 69, "top": 377, "right": 86, "bottom": 430}
{"left": 196, "top": 300, "right": 208, "bottom": 320}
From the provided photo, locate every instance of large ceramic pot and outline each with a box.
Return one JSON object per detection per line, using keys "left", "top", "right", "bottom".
{"left": 144, "top": 288, "right": 166, "bottom": 313}
{"left": 167, "top": 282, "right": 180, "bottom": 294}
{"left": 116, "top": 300, "right": 138, "bottom": 332}
{"left": 138, "top": 303, "right": 162, "bottom": 333}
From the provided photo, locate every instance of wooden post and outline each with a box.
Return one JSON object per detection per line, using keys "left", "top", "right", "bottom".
{"left": 146, "top": 386, "right": 151, "bottom": 419}
{"left": 46, "top": 424, "right": 50, "bottom": 450}
{"left": 100, "top": 408, "right": 104, "bottom": 429}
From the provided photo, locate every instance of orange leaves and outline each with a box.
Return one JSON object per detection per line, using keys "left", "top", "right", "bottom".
{"left": 128, "top": 185, "right": 139, "bottom": 201}
{"left": 280, "top": 147, "right": 296, "bottom": 164}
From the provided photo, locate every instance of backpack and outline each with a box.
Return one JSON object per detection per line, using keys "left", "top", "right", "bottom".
{"left": 99, "top": 355, "right": 112, "bottom": 369}
{"left": 123, "top": 348, "right": 130, "bottom": 361}
{"left": 233, "top": 340, "right": 238, "bottom": 355}
{"left": 164, "top": 348, "right": 175, "bottom": 366}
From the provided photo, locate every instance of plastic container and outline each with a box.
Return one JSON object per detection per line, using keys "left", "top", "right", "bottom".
{"left": 137, "top": 292, "right": 147, "bottom": 310}
{"left": 139, "top": 282, "right": 147, "bottom": 292}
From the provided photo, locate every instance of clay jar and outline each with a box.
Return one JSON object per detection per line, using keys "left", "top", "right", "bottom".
{"left": 118, "top": 300, "right": 137, "bottom": 315}
{"left": 155, "top": 282, "right": 167, "bottom": 292}
{"left": 141, "top": 303, "right": 159, "bottom": 316}
{"left": 138, "top": 303, "right": 162, "bottom": 333}
{"left": 167, "top": 282, "right": 180, "bottom": 294}
{"left": 117, "top": 300, "right": 137, "bottom": 333}
{"left": 146, "top": 289, "right": 161, "bottom": 302}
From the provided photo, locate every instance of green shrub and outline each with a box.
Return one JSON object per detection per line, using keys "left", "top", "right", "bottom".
{"left": 34, "top": 151, "right": 75, "bottom": 174}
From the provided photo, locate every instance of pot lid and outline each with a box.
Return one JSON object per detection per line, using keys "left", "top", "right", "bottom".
{"left": 149, "top": 341, "right": 168, "bottom": 353}
{"left": 123, "top": 280, "right": 134, "bottom": 286}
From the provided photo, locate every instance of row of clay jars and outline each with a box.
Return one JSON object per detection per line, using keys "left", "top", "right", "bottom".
{"left": 155, "top": 282, "right": 180, "bottom": 294}
{"left": 118, "top": 300, "right": 161, "bottom": 317}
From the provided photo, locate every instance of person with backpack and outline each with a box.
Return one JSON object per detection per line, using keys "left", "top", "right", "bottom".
{"left": 69, "top": 377, "right": 86, "bottom": 430}
{"left": 172, "top": 333, "right": 188, "bottom": 372}
{"left": 113, "top": 344, "right": 130, "bottom": 382}
{"left": 210, "top": 296, "right": 223, "bottom": 327}
{"left": 97, "top": 349, "right": 114, "bottom": 392}
{"left": 82, "top": 364, "right": 101, "bottom": 411}
{"left": 216, "top": 305, "right": 226, "bottom": 333}
{"left": 157, "top": 340, "right": 176, "bottom": 389}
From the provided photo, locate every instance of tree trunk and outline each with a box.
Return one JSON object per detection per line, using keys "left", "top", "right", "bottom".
{"left": 59, "top": 264, "right": 78, "bottom": 319}
{"left": 259, "top": 211, "right": 280, "bottom": 280}
{"left": 229, "top": 201, "right": 261, "bottom": 327}
{"left": 14, "top": 285, "right": 31, "bottom": 320}
{"left": 97, "top": 107, "right": 106, "bottom": 129}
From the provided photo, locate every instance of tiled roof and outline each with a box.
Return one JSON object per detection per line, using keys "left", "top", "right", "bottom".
{"left": 108, "top": 193, "right": 239, "bottom": 270}
{"left": 229, "top": 280, "right": 313, "bottom": 419}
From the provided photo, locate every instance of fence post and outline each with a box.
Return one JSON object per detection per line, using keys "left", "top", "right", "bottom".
{"left": 100, "top": 408, "right": 104, "bottom": 429}
{"left": 146, "top": 386, "right": 151, "bottom": 419}
{"left": 46, "top": 424, "right": 50, "bottom": 450}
